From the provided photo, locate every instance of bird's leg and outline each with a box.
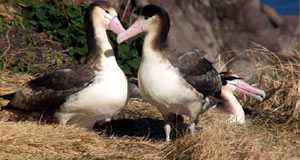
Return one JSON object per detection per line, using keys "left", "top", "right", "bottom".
{"left": 188, "top": 122, "right": 196, "bottom": 137}
{"left": 162, "top": 112, "right": 179, "bottom": 142}
{"left": 164, "top": 122, "right": 171, "bottom": 142}
{"left": 188, "top": 113, "right": 200, "bottom": 137}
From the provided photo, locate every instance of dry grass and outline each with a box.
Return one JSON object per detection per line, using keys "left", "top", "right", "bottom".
{"left": 238, "top": 46, "right": 299, "bottom": 132}
{"left": 0, "top": 71, "right": 36, "bottom": 96}
{"left": 0, "top": 121, "right": 164, "bottom": 159}
{"left": 0, "top": 47, "right": 299, "bottom": 159}
{"left": 164, "top": 111, "right": 299, "bottom": 160}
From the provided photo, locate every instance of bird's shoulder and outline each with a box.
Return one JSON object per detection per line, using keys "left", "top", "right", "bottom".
{"left": 164, "top": 49, "right": 222, "bottom": 97}
{"left": 163, "top": 49, "right": 215, "bottom": 76}
{"left": 28, "top": 64, "right": 95, "bottom": 91}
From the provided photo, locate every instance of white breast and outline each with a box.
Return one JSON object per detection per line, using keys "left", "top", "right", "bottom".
{"left": 138, "top": 50, "right": 202, "bottom": 116}
{"left": 64, "top": 70, "right": 127, "bottom": 114}
{"left": 56, "top": 62, "right": 128, "bottom": 128}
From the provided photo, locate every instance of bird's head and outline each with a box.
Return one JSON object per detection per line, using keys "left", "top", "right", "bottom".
{"left": 117, "top": 4, "right": 170, "bottom": 46}
{"left": 220, "top": 72, "right": 266, "bottom": 102}
{"left": 85, "top": 1, "right": 125, "bottom": 35}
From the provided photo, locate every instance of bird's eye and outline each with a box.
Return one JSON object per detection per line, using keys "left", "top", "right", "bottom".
{"left": 144, "top": 16, "right": 150, "bottom": 20}
{"left": 105, "top": 10, "right": 109, "bottom": 14}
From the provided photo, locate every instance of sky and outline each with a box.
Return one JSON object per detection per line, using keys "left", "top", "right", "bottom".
{"left": 260, "top": 0, "right": 299, "bottom": 16}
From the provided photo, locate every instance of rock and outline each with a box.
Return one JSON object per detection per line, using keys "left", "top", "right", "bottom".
{"left": 117, "top": 0, "right": 298, "bottom": 81}
{"left": 277, "top": 16, "right": 299, "bottom": 54}
{"left": 261, "top": 4, "right": 283, "bottom": 27}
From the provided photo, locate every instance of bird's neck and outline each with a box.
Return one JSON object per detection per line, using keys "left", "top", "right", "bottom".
{"left": 86, "top": 27, "right": 117, "bottom": 71}
{"left": 220, "top": 90, "right": 245, "bottom": 123}
{"left": 142, "top": 31, "right": 166, "bottom": 63}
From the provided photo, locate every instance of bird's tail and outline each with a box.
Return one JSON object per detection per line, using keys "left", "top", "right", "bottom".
{"left": 0, "top": 93, "right": 15, "bottom": 111}
{"left": 0, "top": 92, "right": 15, "bottom": 100}
{"left": 202, "top": 96, "right": 223, "bottom": 113}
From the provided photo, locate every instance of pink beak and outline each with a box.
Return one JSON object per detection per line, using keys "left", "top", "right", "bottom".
{"left": 117, "top": 20, "right": 143, "bottom": 44}
{"left": 236, "top": 80, "right": 266, "bottom": 102}
{"left": 108, "top": 16, "right": 126, "bottom": 35}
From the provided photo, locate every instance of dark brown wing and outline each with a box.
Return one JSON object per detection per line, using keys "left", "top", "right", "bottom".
{"left": 166, "top": 49, "right": 222, "bottom": 97}
{"left": 2, "top": 65, "right": 95, "bottom": 112}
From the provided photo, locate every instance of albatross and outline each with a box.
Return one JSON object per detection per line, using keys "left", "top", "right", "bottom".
{"left": 117, "top": 5, "right": 224, "bottom": 142}
{"left": 218, "top": 72, "right": 265, "bottom": 124}
{"left": 0, "top": 1, "right": 128, "bottom": 129}
{"left": 117, "top": 5, "right": 265, "bottom": 141}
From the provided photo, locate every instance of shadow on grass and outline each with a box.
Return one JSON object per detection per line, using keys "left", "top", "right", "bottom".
{"left": 94, "top": 118, "right": 187, "bottom": 141}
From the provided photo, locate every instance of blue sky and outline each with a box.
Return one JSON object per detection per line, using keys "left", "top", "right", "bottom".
{"left": 260, "top": 0, "right": 299, "bottom": 16}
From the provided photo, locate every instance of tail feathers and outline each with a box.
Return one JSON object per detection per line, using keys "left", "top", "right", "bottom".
{"left": 0, "top": 93, "right": 16, "bottom": 111}
{"left": 0, "top": 103, "right": 36, "bottom": 112}
{"left": 0, "top": 104, "right": 23, "bottom": 111}
{"left": 202, "top": 96, "right": 223, "bottom": 113}
{"left": 0, "top": 92, "right": 15, "bottom": 100}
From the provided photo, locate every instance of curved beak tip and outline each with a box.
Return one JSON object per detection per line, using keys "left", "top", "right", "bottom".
{"left": 257, "top": 96, "right": 263, "bottom": 102}
{"left": 256, "top": 90, "right": 266, "bottom": 102}
{"left": 261, "top": 91, "right": 266, "bottom": 99}
{"left": 117, "top": 35, "right": 124, "bottom": 44}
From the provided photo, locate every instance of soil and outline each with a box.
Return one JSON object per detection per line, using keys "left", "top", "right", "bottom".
{"left": 1, "top": 26, "right": 74, "bottom": 74}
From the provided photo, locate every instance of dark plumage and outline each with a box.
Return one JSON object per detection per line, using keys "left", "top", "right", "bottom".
{"left": 219, "top": 72, "right": 242, "bottom": 85}
{"left": 1, "top": 66, "right": 94, "bottom": 112}
{"left": 172, "top": 50, "right": 222, "bottom": 98}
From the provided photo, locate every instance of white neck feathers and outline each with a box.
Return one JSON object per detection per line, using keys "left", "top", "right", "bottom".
{"left": 221, "top": 90, "right": 245, "bottom": 124}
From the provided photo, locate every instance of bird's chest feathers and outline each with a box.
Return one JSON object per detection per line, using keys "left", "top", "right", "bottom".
{"left": 62, "top": 66, "right": 128, "bottom": 114}
{"left": 138, "top": 51, "right": 198, "bottom": 106}
{"left": 93, "top": 67, "right": 127, "bottom": 97}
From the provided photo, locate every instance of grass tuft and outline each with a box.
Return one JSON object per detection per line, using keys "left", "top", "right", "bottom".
{"left": 243, "top": 46, "right": 299, "bottom": 132}
{"left": 164, "top": 110, "right": 298, "bottom": 159}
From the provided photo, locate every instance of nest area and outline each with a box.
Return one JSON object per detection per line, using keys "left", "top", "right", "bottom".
{"left": 1, "top": 46, "right": 299, "bottom": 129}
{"left": 0, "top": 1, "right": 298, "bottom": 158}
{"left": 0, "top": 44, "right": 299, "bottom": 160}
{"left": 0, "top": 63, "right": 299, "bottom": 159}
